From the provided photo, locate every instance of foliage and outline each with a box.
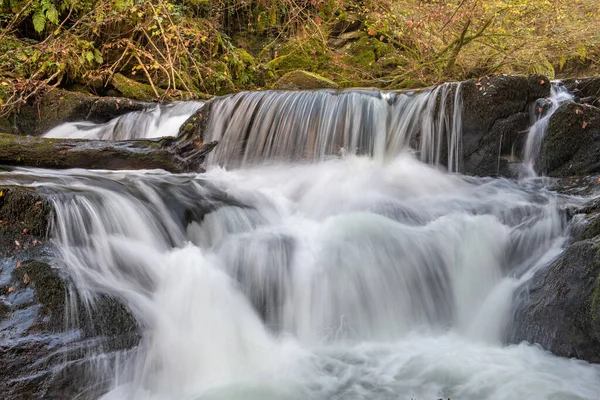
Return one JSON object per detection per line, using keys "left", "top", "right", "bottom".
{"left": 0, "top": 0, "right": 598, "bottom": 111}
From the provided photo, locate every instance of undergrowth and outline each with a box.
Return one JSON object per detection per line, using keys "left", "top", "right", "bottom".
{"left": 0, "top": 0, "right": 597, "bottom": 112}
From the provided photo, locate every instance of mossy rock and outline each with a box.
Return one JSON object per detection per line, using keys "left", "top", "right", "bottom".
{"left": 0, "top": 188, "right": 51, "bottom": 238}
{"left": 541, "top": 102, "right": 600, "bottom": 176}
{"left": 13, "top": 261, "right": 66, "bottom": 328}
{"left": 111, "top": 73, "right": 165, "bottom": 102}
{"left": 346, "top": 35, "right": 394, "bottom": 69}
{"left": 273, "top": 70, "right": 338, "bottom": 90}
{"left": 267, "top": 38, "right": 332, "bottom": 74}
{"left": 12, "top": 89, "right": 95, "bottom": 136}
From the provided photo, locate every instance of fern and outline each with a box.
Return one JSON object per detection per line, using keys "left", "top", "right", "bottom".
{"left": 31, "top": 0, "right": 60, "bottom": 33}
{"left": 32, "top": 8, "right": 46, "bottom": 33}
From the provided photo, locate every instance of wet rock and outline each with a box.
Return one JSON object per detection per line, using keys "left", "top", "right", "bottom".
{"left": 540, "top": 102, "right": 600, "bottom": 176}
{"left": 178, "top": 100, "right": 213, "bottom": 142}
{"left": 562, "top": 77, "right": 600, "bottom": 99}
{"left": 461, "top": 74, "right": 550, "bottom": 177}
{"left": 7, "top": 89, "right": 150, "bottom": 136}
{"left": 273, "top": 70, "right": 339, "bottom": 90}
{"left": 510, "top": 238, "right": 600, "bottom": 363}
{"left": 0, "top": 187, "right": 139, "bottom": 398}
{"left": 463, "top": 112, "right": 530, "bottom": 177}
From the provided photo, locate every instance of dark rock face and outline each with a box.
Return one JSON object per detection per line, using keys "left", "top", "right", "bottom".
{"left": 510, "top": 177, "right": 600, "bottom": 364}
{"left": 461, "top": 74, "right": 550, "bottom": 177}
{"left": 178, "top": 100, "right": 213, "bottom": 142}
{"left": 3, "top": 89, "right": 149, "bottom": 136}
{"left": 540, "top": 102, "right": 600, "bottom": 176}
{"left": 0, "top": 187, "right": 139, "bottom": 399}
{"left": 510, "top": 239, "right": 600, "bottom": 363}
{"left": 562, "top": 77, "right": 600, "bottom": 106}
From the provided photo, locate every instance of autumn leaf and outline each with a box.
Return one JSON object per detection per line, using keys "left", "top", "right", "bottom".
{"left": 8, "top": 287, "right": 13, "bottom": 293}
{"left": 367, "top": 28, "right": 376, "bottom": 36}
{"left": 15, "top": 261, "right": 20, "bottom": 269}
{"left": 582, "top": 121, "right": 588, "bottom": 129}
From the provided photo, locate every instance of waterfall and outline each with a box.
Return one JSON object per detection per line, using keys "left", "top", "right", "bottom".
{"left": 43, "top": 85, "right": 464, "bottom": 172}
{"left": 44, "top": 101, "right": 204, "bottom": 140}
{"left": 203, "top": 84, "right": 464, "bottom": 170}
{"left": 520, "top": 83, "right": 573, "bottom": 177}
{"left": 2, "top": 157, "right": 598, "bottom": 399}
{"left": 11, "top": 81, "right": 600, "bottom": 399}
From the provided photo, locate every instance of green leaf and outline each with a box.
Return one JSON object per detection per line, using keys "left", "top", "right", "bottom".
{"left": 94, "top": 49, "right": 103, "bottom": 64}
{"left": 85, "top": 51, "right": 94, "bottom": 62}
{"left": 46, "top": 6, "right": 59, "bottom": 25}
{"left": 32, "top": 9, "right": 46, "bottom": 33}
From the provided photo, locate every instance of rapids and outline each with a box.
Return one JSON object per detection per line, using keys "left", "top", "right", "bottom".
{"left": 5, "top": 81, "right": 599, "bottom": 399}
{"left": 3, "top": 156, "right": 599, "bottom": 400}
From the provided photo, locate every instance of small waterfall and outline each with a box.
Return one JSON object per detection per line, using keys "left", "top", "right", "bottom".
{"left": 44, "top": 101, "right": 204, "bottom": 140}
{"left": 521, "top": 83, "right": 573, "bottom": 177}
{"left": 3, "top": 156, "right": 597, "bottom": 400}
{"left": 203, "top": 84, "right": 464, "bottom": 170}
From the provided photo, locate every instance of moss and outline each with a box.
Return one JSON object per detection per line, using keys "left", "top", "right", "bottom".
{"left": 346, "top": 34, "right": 394, "bottom": 68}
{"left": 13, "top": 261, "right": 66, "bottom": 326}
{"left": 273, "top": 70, "right": 338, "bottom": 90}
{"left": 0, "top": 301, "right": 10, "bottom": 318}
{"left": 111, "top": 73, "right": 165, "bottom": 101}
{"left": 0, "top": 188, "right": 51, "bottom": 238}
{"left": 267, "top": 38, "right": 332, "bottom": 74}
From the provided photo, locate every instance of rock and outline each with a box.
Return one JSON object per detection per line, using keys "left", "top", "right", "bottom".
{"left": 540, "top": 102, "right": 600, "bottom": 176}
{"left": 0, "top": 187, "right": 140, "bottom": 398}
{"left": 0, "top": 187, "right": 51, "bottom": 252}
{"left": 510, "top": 238, "right": 600, "bottom": 363}
{"left": 461, "top": 74, "right": 550, "bottom": 177}
{"left": 8, "top": 89, "right": 150, "bottom": 136}
{"left": 462, "top": 112, "right": 530, "bottom": 177}
{"left": 177, "top": 99, "right": 216, "bottom": 144}
{"left": 562, "top": 77, "right": 600, "bottom": 99}
{"left": 273, "top": 70, "right": 339, "bottom": 90}
{"left": 86, "top": 97, "right": 148, "bottom": 123}
{"left": 111, "top": 73, "right": 164, "bottom": 102}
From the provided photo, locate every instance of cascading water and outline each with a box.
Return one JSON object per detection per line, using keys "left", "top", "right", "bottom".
{"left": 203, "top": 84, "right": 463, "bottom": 170}
{"left": 44, "top": 101, "right": 204, "bottom": 140}
{"left": 521, "top": 82, "right": 574, "bottom": 178}
{"left": 7, "top": 83, "right": 600, "bottom": 399}
{"left": 3, "top": 157, "right": 599, "bottom": 399}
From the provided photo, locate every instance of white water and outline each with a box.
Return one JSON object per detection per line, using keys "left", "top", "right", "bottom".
{"left": 521, "top": 83, "right": 574, "bottom": 178}
{"left": 15, "top": 83, "right": 600, "bottom": 399}
{"left": 203, "top": 85, "right": 463, "bottom": 170}
{"left": 43, "top": 101, "right": 203, "bottom": 140}
{"left": 3, "top": 154, "right": 599, "bottom": 400}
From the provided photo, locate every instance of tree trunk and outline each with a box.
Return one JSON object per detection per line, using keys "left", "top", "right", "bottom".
{"left": 0, "top": 133, "right": 217, "bottom": 173}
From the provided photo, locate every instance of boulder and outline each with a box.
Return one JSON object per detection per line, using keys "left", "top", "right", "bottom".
{"left": 111, "top": 73, "right": 165, "bottom": 102}
{"left": 562, "top": 77, "right": 600, "bottom": 100}
{"left": 273, "top": 70, "right": 338, "bottom": 90}
{"left": 0, "top": 187, "right": 140, "bottom": 398}
{"left": 462, "top": 112, "right": 530, "bottom": 177}
{"left": 6, "top": 89, "right": 149, "bottom": 136}
{"left": 461, "top": 74, "right": 550, "bottom": 177}
{"left": 510, "top": 238, "right": 600, "bottom": 363}
{"left": 540, "top": 102, "right": 600, "bottom": 176}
